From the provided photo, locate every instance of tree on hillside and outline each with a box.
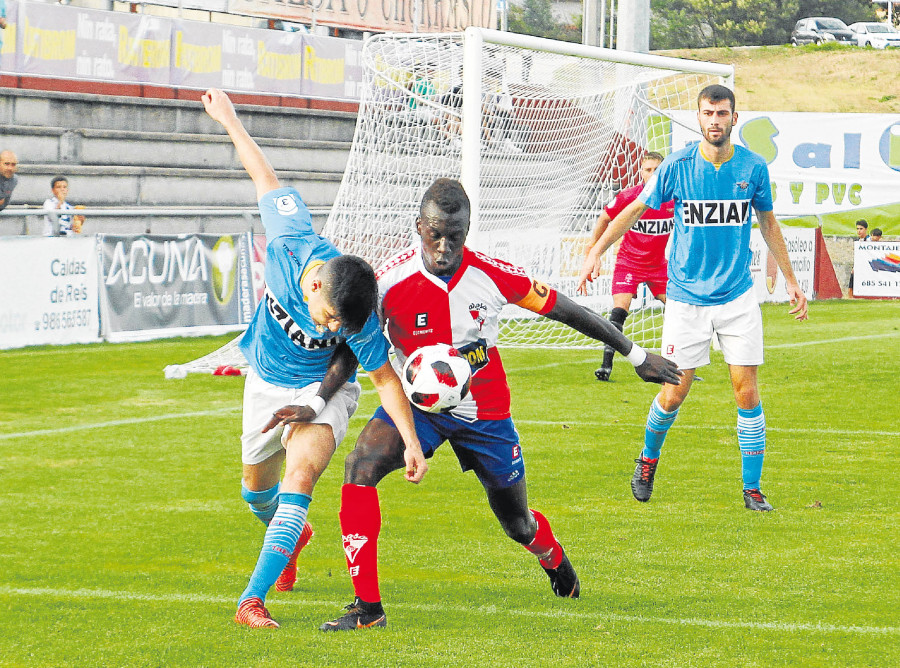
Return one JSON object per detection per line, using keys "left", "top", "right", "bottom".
{"left": 650, "top": 0, "right": 877, "bottom": 49}
{"left": 508, "top": 0, "right": 581, "bottom": 43}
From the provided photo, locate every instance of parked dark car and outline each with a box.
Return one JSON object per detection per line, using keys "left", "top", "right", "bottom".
{"left": 791, "top": 17, "right": 855, "bottom": 45}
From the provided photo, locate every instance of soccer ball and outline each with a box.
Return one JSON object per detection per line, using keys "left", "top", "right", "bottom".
{"left": 401, "top": 344, "right": 472, "bottom": 413}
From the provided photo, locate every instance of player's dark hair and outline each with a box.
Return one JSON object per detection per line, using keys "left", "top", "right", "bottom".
{"left": 643, "top": 151, "right": 665, "bottom": 163}
{"left": 856, "top": 219, "right": 868, "bottom": 229}
{"left": 698, "top": 84, "right": 735, "bottom": 113}
{"left": 871, "top": 228, "right": 882, "bottom": 236}
{"left": 51, "top": 176, "right": 68, "bottom": 188}
{"left": 319, "top": 255, "right": 378, "bottom": 335}
{"left": 421, "top": 178, "right": 470, "bottom": 217}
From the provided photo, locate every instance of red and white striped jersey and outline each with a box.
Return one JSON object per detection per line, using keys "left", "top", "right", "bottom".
{"left": 376, "top": 244, "right": 557, "bottom": 421}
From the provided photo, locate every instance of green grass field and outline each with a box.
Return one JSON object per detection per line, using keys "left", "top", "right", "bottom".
{"left": 1, "top": 300, "right": 898, "bottom": 667}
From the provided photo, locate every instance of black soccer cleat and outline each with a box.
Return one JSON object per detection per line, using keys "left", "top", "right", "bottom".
{"left": 631, "top": 455, "right": 659, "bottom": 502}
{"left": 743, "top": 488, "right": 774, "bottom": 512}
{"left": 319, "top": 597, "right": 387, "bottom": 632}
{"left": 594, "top": 366, "right": 612, "bottom": 382}
{"left": 542, "top": 546, "right": 581, "bottom": 598}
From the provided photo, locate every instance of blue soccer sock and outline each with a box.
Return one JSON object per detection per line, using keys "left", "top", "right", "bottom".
{"left": 643, "top": 397, "right": 679, "bottom": 460}
{"left": 737, "top": 403, "right": 766, "bottom": 490}
{"left": 241, "top": 482, "right": 280, "bottom": 525}
{"left": 239, "top": 492, "right": 311, "bottom": 605}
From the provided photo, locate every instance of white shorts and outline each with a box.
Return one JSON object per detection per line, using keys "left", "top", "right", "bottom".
{"left": 661, "top": 288, "right": 764, "bottom": 369}
{"left": 240, "top": 367, "right": 362, "bottom": 466}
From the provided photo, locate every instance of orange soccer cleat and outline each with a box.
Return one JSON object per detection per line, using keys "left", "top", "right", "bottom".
{"left": 275, "top": 521, "right": 315, "bottom": 592}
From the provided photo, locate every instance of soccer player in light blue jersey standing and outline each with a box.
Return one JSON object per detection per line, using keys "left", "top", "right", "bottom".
{"left": 579, "top": 84, "right": 808, "bottom": 511}
{"left": 201, "top": 89, "right": 427, "bottom": 628}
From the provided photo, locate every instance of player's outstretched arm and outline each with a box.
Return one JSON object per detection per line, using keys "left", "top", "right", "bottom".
{"left": 577, "top": 200, "right": 648, "bottom": 295}
{"left": 201, "top": 88, "right": 280, "bottom": 200}
{"left": 757, "top": 210, "right": 809, "bottom": 321}
{"left": 262, "top": 342, "right": 359, "bottom": 433}
{"left": 367, "top": 361, "right": 428, "bottom": 483}
{"left": 545, "top": 294, "right": 682, "bottom": 385}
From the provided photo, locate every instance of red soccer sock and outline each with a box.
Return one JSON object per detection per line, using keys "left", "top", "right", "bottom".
{"left": 338, "top": 484, "right": 382, "bottom": 603}
{"left": 524, "top": 509, "right": 563, "bottom": 570}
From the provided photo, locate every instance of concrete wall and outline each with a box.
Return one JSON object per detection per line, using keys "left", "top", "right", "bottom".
{"left": 0, "top": 88, "right": 357, "bottom": 235}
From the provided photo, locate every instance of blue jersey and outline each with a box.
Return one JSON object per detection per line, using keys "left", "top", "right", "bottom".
{"left": 640, "top": 143, "right": 773, "bottom": 305}
{"left": 239, "top": 187, "right": 389, "bottom": 388}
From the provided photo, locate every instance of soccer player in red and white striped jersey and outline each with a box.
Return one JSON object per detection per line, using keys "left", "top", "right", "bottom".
{"left": 321, "top": 178, "right": 681, "bottom": 632}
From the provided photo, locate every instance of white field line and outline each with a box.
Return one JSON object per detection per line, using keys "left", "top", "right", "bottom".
{"left": 1, "top": 586, "right": 896, "bottom": 636}
{"left": 3, "top": 408, "right": 898, "bottom": 442}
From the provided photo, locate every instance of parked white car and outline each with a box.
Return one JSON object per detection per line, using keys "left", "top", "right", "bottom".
{"left": 848, "top": 22, "right": 900, "bottom": 49}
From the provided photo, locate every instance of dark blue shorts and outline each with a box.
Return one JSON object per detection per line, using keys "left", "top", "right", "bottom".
{"left": 372, "top": 406, "right": 525, "bottom": 489}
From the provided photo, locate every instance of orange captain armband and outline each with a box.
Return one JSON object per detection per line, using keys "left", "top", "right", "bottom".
{"left": 515, "top": 279, "right": 556, "bottom": 314}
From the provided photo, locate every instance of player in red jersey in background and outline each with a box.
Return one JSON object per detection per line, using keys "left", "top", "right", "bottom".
{"left": 319, "top": 178, "right": 682, "bottom": 631}
{"left": 579, "top": 151, "right": 674, "bottom": 381}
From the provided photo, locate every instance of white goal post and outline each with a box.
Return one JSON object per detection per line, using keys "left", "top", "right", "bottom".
{"left": 323, "top": 27, "right": 733, "bottom": 350}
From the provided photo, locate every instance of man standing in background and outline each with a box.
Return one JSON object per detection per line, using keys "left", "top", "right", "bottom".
{"left": 0, "top": 150, "right": 18, "bottom": 212}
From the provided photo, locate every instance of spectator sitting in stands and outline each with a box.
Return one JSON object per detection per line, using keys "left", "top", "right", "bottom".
{"left": 0, "top": 150, "right": 18, "bottom": 212}
{"left": 42, "top": 176, "right": 85, "bottom": 236}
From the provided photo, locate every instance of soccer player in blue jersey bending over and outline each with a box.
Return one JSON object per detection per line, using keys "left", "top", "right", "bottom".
{"left": 579, "top": 84, "right": 808, "bottom": 511}
{"left": 201, "top": 88, "right": 427, "bottom": 628}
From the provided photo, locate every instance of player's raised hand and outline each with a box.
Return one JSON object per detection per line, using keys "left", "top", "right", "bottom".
{"left": 261, "top": 404, "right": 317, "bottom": 433}
{"left": 785, "top": 280, "right": 809, "bottom": 321}
{"left": 201, "top": 88, "right": 239, "bottom": 127}
{"left": 634, "top": 353, "right": 683, "bottom": 385}
{"left": 403, "top": 444, "right": 428, "bottom": 484}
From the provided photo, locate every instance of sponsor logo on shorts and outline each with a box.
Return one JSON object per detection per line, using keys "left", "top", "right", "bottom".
{"left": 682, "top": 200, "right": 750, "bottom": 227}
{"left": 342, "top": 533, "right": 369, "bottom": 563}
{"left": 666, "top": 344, "right": 675, "bottom": 355}
{"left": 507, "top": 470, "right": 521, "bottom": 482}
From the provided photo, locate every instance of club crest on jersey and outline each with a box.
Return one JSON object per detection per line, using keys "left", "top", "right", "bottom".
{"left": 736, "top": 180, "right": 750, "bottom": 190}
{"left": 469, "top": 309, "right": 485, "bottom": 331}
{"left": 275, "top": 194, "right": 299, "bottom": 216}
{"left": 682, "top": 200, "right": 750, "bottom": 227}
{"left": 342, "top": 533, "right": 368, "bottom": 563}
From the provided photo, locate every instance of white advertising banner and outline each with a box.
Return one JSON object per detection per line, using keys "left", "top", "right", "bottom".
{"left": 0, "top": 237, "right": 101, "bottom": 349}
{"left": 671, "top": 112, "right": 900, "bottom": 231}
{"left": 853, "top": 241, "right": 900, "bottom": 297}
{"left": 749, "top": 227, "right": 815, "bottom": 303}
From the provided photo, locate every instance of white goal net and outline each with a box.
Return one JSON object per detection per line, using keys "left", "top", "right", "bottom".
{"left": 322, "top": 28, "right": 733, "bottom": 350}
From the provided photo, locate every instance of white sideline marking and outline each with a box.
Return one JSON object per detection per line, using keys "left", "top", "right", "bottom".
{"left": 508, "top": 331, "right": 900, "bottom": 372}
{"left": 0, "top": 586, "right": 895, "bottom": 636}
{"left": 0, "top": 408, "right": 239, "bottom": 441}
{"left": 2, "top": 409, "right": 897, "bottom": 442}
{"left": 513, "top": 420, "right": 900, "bottom": 438}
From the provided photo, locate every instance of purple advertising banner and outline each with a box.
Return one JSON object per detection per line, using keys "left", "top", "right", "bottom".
{"left": 98, "top": 233, "right": 255, "bottom": 342}
{"left": 170, "top": 19, "right": 224, "bottom": 89}
{"left": 18, "top": 3, "right": 170, "bottom": 84}
{"left": 0, "top": 0, "right": 17, "bottom": 73}
{"left": 3, "top": 0, "right": 363, "bottom": 100}
{"left": 299, "top": 34, "right": 363, "bottom": 100}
